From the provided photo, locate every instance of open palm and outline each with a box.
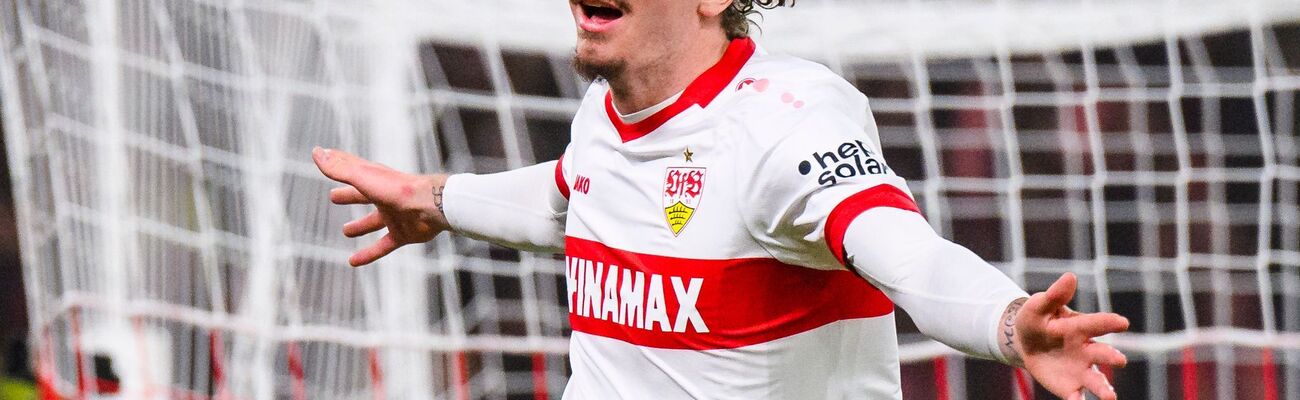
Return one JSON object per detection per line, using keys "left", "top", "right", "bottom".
{"left": 1017, "top": 273, "right": 1130, "bottom": 400}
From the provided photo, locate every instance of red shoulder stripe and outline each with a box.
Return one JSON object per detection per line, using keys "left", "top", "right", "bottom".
{"left": 555, "top": 153, "right": 570, "bottom": 200}
{"left": 825, "top": 184, "right": 922, "bottom": 266}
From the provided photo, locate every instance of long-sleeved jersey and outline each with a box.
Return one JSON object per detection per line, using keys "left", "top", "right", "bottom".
{"left": 444, "top": 37, "right": 1026, "bottom": 399}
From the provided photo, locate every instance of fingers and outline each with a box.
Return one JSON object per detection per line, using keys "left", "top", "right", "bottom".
{"left": 342, "top": 211, "right": 385, "bottom": 238}
{"left": 1049, "top": 312, "right": 1131, "bottom": 339}
{"left": 1029, "top": 272, "right": 1078, "bottom": 316}
{"left": 349, "top": 233, "right": 401, "bottom": 267}
{"left": 314, "top": 147, "right": 409, "bottom": 267}
{"left": 331, "top": 186, "right": 370, "bottom": 205}
{"left": 1084, "top": 342, "right": 1129, "bottom": 368}
{"left": 313, "top": 147, "right": 365, "bottom": 185}
{"left": 1051, "top": 366, "right": 1115, "bottom": 400}
{"left": 314, "top": 147, "right": 416, "bottom": 206}
{"left": 1082, "top": 366, "right": 1117, "bottom": 400}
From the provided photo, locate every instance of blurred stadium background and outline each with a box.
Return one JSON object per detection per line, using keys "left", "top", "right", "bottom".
{"left": 1, "top": 0, "right": 1300, "bottom": 399}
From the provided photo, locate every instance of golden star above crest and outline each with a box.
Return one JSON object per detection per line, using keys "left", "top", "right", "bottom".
{"left": 683, "top": 147, "right": 694, "bottom": 162}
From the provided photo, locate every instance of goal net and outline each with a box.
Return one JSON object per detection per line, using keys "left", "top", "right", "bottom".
{"left": 1, "top": 0, "right": 1298, "bottom": 399}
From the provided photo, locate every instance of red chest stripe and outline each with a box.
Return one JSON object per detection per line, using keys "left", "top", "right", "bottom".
{"left": 564, "top": 236, "right": 893, "bottom": 350}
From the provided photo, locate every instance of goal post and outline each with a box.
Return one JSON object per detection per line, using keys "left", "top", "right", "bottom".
{"left": 2, "top": 0, "right": 1298, "bottom": 399}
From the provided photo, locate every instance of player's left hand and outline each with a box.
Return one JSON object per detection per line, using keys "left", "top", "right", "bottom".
{"left": 1014, "top": 273, "right": 1130, "bottom": 400}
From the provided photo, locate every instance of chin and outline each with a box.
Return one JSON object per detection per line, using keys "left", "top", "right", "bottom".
{"left": 572, "top": 50, "right": 624, "bottom": 82}
{"left": 576, "top": 37, "right": 612, "bottom": 58}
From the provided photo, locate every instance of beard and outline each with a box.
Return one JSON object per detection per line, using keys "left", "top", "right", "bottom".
{"left": 572, "top": 44, "right": 625, "bottom": 82}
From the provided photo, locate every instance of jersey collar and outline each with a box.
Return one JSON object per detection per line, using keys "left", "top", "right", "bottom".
{"left": 604, "top": 37, "right": 757, "bottom": 143}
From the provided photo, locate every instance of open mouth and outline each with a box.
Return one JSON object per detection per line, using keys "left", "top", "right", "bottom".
{"left": 579, "top": 1, "right": 625, "bottom": 26}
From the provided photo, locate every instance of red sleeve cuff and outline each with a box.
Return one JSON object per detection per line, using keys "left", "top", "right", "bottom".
{"left": 824, "top": 184, "right": 922, "bottom": 266}
{"left": 555, "top": 153, "right": 570, "bottom": 200}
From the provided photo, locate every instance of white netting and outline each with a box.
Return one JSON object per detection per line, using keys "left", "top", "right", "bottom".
{"left": 1, "top": 0, "right": 1298, "bottom": 399}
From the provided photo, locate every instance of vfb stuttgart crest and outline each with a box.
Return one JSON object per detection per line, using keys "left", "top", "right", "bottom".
{"left": 662, "top": 167, "right": 706, "bottom": 236}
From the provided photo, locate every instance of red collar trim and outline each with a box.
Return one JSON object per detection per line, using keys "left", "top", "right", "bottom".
{"left": 605, "top": 37, "right": 756, "bottom": 143}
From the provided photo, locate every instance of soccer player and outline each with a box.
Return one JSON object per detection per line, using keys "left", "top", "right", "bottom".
{"left": 312, "top": 0, "right": 1131, "bottom": 398}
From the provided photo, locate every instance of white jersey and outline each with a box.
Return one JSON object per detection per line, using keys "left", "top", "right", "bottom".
{"left": 553, "top": 38, "right": 920, "bottom": 399}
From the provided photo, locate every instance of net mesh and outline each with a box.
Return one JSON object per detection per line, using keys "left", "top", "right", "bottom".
{"left": 1, "top": 0, "right": 1299, "bottom": 399}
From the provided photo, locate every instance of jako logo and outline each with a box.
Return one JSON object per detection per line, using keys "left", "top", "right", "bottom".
{"left": 573, "top": 175, "right": 592, "bottom": 195}
{"left": 797, "top": 140, "right": 892, "bottom": 186}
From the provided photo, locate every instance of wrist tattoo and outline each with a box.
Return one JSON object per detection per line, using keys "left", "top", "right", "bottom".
{"left": 433, "top": 185, "right": 445, "bottom": 214}
{"left": 1001, "top": 298, "right": 1027, "bottom": 363}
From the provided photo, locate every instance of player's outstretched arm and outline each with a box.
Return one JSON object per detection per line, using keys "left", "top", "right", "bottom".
{"left": 1002, "top": 273, "right": 1130, "bottom": 400}
{"left": 312, "top": 147, "right": 450, "bottom": 266}
{"left": 313, "top": 147, "right": 569, "bottom": 266}
{"left": 839, "top": 208, "right": 1129, "bottom": 399}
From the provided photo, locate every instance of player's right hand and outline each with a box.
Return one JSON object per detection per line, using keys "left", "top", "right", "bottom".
{"left": 312, "top": 147, "right": 451, "bottom": 267}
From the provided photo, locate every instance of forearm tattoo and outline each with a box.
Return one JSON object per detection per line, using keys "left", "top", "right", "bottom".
{"left": 433, "top": 184, "right": 445, "bottom": 214}
{"left": 1000, "top": 297, "right": 1028, "bottom": 364}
